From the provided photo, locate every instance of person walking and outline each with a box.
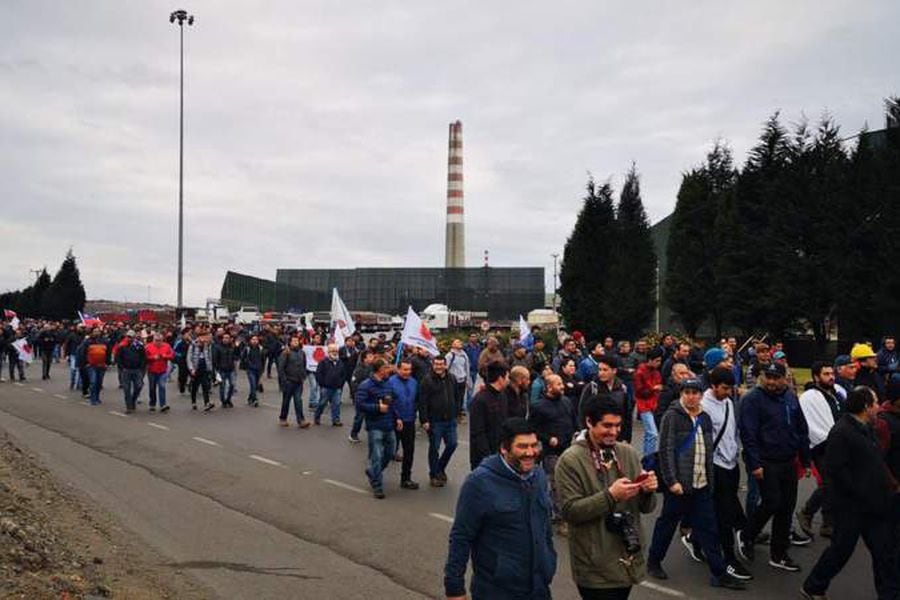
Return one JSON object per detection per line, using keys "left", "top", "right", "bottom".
{"left": 212, "top": 332, "right": 238, "bottom": 408}
{"left": 469, "top": 363, "right": 510, "bottom": 470}
{"left": 419, "top": 355, "right": 459, "bottom": 487}
{"left": 801, "top": 386, "right": 900, "bottom": 600}
{"left": 736, "top": 362, "right": 811, "bottom": 572}
{"left": 240, "top": 334, "right": 265, "bottom": 407}
{"left": 173, "top": 330, "right": 192, "bottom": 394}
{"left": 356, "top": 359, "right": 400, "bottom": 499}
{"left": 85, "top": 329, "right": 110, "bottom": 406}
{"left": 444, "top": 417, "right": 556, "bottom": 600}
{"left": 314, "top": 343, "right": 345, "bottom": 426}
{"left": 556, "top": 394, "right": 659, "bottom": 599}
{"left": 647, "top": 377, "right": 746, "bottom": 590}
{"left": 145, "top": 331, "right": 174, "bottom": 413}
{"left": 446, "top": 338, "right": 471, "bottom": 421}
{"left": 348, "top": 350, "right": 374, "bottom": 443}
{"left": 633, "top": 347, "right": 664, "bottom": 456}
{"left": 187, "top": 333, "right": 214, "bottom": 411}
{"left": 277, "top": 337, "right": 310, "bottom": 428}
{"left": 388, "top": 359, "right": 420, "bottom": 490}
{"left": 37, "top": 324, "right": 57, "bottom": 381}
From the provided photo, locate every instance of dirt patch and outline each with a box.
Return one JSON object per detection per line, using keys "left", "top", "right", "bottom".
{"left": 0, "top": 433, "right": 210, "bottom": 599}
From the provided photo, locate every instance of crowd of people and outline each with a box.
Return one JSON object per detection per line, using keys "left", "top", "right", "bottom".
{"left": 1, "top": 314, "right": 899, "bottom": 599}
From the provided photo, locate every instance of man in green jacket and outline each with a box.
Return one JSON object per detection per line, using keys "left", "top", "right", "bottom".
{"left": 556, "top": 394, "right": 657, "bottom": 599}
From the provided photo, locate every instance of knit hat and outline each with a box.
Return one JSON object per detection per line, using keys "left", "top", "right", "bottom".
{"left": 704, "top": 348, "right": 728, "bottom": 369}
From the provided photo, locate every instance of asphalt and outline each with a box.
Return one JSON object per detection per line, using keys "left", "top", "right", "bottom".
{"left": 0, "top": 366, "right": 879, "bottom": 599}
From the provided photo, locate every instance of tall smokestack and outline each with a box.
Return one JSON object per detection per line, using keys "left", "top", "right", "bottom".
{"left": 444, "top": 120, "right": 465, "bottom": 268}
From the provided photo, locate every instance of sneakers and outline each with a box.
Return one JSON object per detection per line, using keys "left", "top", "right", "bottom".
{"left": 430, "top": 477, "right": 445, "bottom": 488}
{"left": 796, "top": 510, "right": 814, "bottom": 536}
{"left": 149, "top": 407, "right": 156, "bottom": 413}
{"left": 735, "top": 529, "right": 755, "bottom": 562}
{"left": 348, "top": 435, "right": 361, "bottom": 444}
{"left": 437, "top": 472, "right": 448, "bottom": 483}
{"left": 279, "top": 419, "right": 290, "bottom": 427}
{"left": 251, "top": 400, "right": 259, "bottom": 407}
{"left": 800, "top": 588, "right": 828, "bottom": 600}
{"left": 712, "top": 572, "right": 747, "bottom": 590}
{"left": 192, "top": 404, "right": 198, "bottom": 410}
{"left": 400, "top": 480, "right": 420, "bottom": 490}
{"left": 373, "top": 489, "right": 386, "bottom": 499}
{"left": 160, "top": 405, "right": 170, "bottom": 413}
{"left": 298, "top": 420, "right": 312, "bottom": 429}
{"left": 203, "top": 403, "right": 214, "bottom": 412}
{"left": 768, "top": 554, "right": 801, "bottom": 572}
{"left": 726, "top": 562, "right": 753, "bottom": 581}
{"left": 790, "top": 530, "right": 812, "bottom": 546}
{"left": 681, "top": 533, "right": 706, "bottom": 563}
{"left": 332, "top": 421, "right": 343, "bottom": 427}
{"left": 647, "top": 560, "right": 668, "bottom": 580}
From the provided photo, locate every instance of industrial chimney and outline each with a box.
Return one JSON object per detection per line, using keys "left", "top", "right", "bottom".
{"left": 444, "top": 120, "right": 465, "bottom": 268}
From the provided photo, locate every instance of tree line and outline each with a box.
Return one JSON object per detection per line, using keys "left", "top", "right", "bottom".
{"left": 1, "top": 250, "right": 87, "bottom": 320}
{"left": 666, "top": 98, "right": 900, "bottom": 344}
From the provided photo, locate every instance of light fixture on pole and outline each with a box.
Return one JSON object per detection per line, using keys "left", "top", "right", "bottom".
{"left": 170, "top": 9, "right": 194, "bottom": 311}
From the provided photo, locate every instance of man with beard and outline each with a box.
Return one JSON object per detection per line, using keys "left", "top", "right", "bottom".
{"left": 504, "top": 365, "right": 531, "bottom": 419}
{"left": 796, "top": 362, "right": 844, "bottom": 539}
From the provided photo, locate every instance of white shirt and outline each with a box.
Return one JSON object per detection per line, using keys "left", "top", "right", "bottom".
{"left": 701, "top": 389, "right": 738, "bottom": 470}
{"left": 799, "top": 387, "right": 837, "bottom": 449}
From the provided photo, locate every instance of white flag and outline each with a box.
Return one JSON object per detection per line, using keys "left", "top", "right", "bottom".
{"left": 12, "top": 339, "right": 33, "bottom": 364}
{"left": 302, "top": 345, "right": 327, "bottom": 370}
{"left": 400, "top": 306, "right": 439, "bottom": 356}
{"left": 518, "top": 315, "right": 534, "bottom": 351}
{"left": 330, "top": 288, "right": 356, "bottom": 337}
{"left": 329, "top": 324, "right": 346, "bottom": 349}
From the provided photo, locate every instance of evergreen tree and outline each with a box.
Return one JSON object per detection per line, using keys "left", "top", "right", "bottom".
{"left": 606, "top": 164, "right": 657, "bottom": 339}
{"left": 559, "top": 176, "right": 616, "bottom": 341}
{"left": 44, "top": 249, "right": 87, "bottom": 319}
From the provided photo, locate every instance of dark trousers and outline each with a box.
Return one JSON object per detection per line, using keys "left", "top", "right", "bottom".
{"left": 80, "top": 367, "right": 90, "bottom": 395}
{"left": 713, "top": 464, "right": 746, "bottom": 562}
{"left": 190, "top": 368, "right": 211, "bottom": 405}
{"left": 8, "top": 355, "right": 24, "bottom": 381}
{"left": 578, "top": 586, "right": 631, "bottom": 600}
{"left": 802, "top": 448, "right": 832, "bottom": 526}
{"left": 745, "top": 459, "right": 797, "bottom": 559}
{"left": 266, "top": 352, "right": 278, "bottom": 378}
{"left": 176, "top": 362, "right": 189, "bottom": 393}
{"left": 41, "top": 352, "right": 52, "bottom": 379}
{"left": 397, "top": 421, "right": 416, "bottom": 482}
{"left": 649, "top": 487, "right": 727, "bottom": 579}
{"left": 453, "top": 380, "right": 466, "bottom": 416}
{"left": 804, "top": 510, "right": 900, "bottom": 600}
{"left": 246, "top": 369, "right": 260, "bottom": 402}
{"left": 619, "top": 397, "right": 634, "bottom": 443}
{"left": 280, "top": 381, "right": 305, "bottom": 422}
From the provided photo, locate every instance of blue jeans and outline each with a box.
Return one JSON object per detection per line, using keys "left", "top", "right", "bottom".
{"left": 88, "top": 367, "right": 106, "bottom": 405}
{"left": 315, "top": 387, "right": 342, "bottom": 423}
{"left": 428, "top": 420, "right": 458, "bottom": 478}
{"left": 280, "top": 381, "right": 305, "bottom": 422}
{"left": 649, "top": 487, "right": 728, "bottom": 582}
{"left": 148, "top": 372, "right": 168, "bottom": 408}
{"left": 306, "top": 372, "right": 320, "bottom": 409}
{"left": 366, "top": 428, "right": 397, "bottom": 491}
{"left": 640, "top": 410, "right": 659, "bottom": 456}
{"left": 121, "top": 368, "right": 144, "bottom": 410}
{"left": 350, "top": 404, "right": 365, "bottom": 438}
{"left": 218, "top": 370, "right": 236, "bottom": 405}
{"left": 246, "top": 369, "right": 260, "bottom": 402}
{"left": 68, "top": 356, "right": 80, "bottom": 389}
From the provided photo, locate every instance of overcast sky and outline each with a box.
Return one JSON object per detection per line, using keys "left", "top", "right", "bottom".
{"left": 1, "top": 1, "right": 896, "bottom": 307}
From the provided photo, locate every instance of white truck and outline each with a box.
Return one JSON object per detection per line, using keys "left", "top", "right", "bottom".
{"left": 233, "top": 305, "right": 262, "bottom": 324}
{"left": 527, "top": 308, "right": 561, "bottom": 329}
{"left": 420, "top": 304, "right": 489, "bottom": 332}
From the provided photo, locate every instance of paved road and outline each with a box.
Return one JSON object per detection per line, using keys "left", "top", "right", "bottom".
{"left": 0, "top": 368, "right": 879, "bottom": 599}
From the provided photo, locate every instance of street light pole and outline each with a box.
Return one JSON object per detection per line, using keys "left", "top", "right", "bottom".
{"left": 551, "top": 253, "right": 559, "bottom": 333}
{"left": 170, "top": 9, "right": 194, "bottom": 311}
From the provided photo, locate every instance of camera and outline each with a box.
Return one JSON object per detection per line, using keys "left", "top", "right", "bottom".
{"left": 605, "top": 511, "right": 641, "bottom": 556}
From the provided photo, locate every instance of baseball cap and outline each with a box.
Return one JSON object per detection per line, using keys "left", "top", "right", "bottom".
{"left": 704, "top": 348, "right": 728, "bottom": 369}
{"left": 763, "top": 362, "right": 787, "bottom": 378}
{"left": 834, "top": 355, "right": 852, "bottom": 368}
{"left": 681, "top": 378, "right": 704, "bottom": 392}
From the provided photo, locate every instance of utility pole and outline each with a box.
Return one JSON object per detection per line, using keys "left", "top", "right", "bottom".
{"left": 170, "top": 9, "right": 194, "bottom": 311}
{"left": 551, "top": 253, "right": 559, "bottom": 334}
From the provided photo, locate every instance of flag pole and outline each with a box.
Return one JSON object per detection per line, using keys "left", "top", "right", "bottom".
{"left": 394, "top": 342, "right": 404, "bottom": 366}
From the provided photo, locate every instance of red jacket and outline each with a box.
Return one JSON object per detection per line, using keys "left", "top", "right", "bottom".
{"left": 145, "top": 341, "right": 175, "bottom": 375}
{"left": 633, "top": 362, "right": 662, "bottom": 414}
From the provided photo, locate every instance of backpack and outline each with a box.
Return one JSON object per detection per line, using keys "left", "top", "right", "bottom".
{"left": 86, "top": 343, "right": 107, "bottom": 367}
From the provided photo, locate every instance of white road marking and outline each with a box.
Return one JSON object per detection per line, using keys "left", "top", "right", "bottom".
{"left": 322, "top": 479, "right": 368, "bottom": 495}
{"left": 192, "top": 436, "right": 221, "bottom": 447}
{"left": 81, "top": 401, "right": 91, "bottom": 406}
{"left": 428, "top": 512, "right": 455, "bottom": 524}
{"left": 249, "top": 454, "right": 284, "bottom": 467}
{"left": 261, "top": 401, "right": 277, "bottom": 408}
{"left": 639, "top": 581, "right": 686, "bottom": 597}
{"left": 301, "top": 471, "right": 313, "bottom": 475}
{"left": 147, "top": 422, "right": 170, "bottom": 431}
{"left": 53, "top": 394, "right": 67, "bottom": 400}
{"left": 31, "top": 387, "right": 44, "bottom": 393}
{"left": 109, "top": 411, "right": 129, "bottom": 418}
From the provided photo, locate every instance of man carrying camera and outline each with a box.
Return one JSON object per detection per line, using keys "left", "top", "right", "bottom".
{"left": 555, "top": 394, "right": 658, "bottom": 600}
{"left": 647, "top": 378, "right": 746, "bottom": 590}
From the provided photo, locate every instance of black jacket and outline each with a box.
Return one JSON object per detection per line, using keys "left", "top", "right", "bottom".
{"left": 529, "top": 394, "right": 576, "bottom": 456}
{"left": 825, "top": 414, "right": 893, "bottom": 516}
{"left": 116, "top": 341, "right": 146, "bottom": 370}
{"left": 854, "top": 366, "right": 887, "bottom": 403}
{"left": 241, "top": 345, "right": 265, "bottom": 372}
{"left": 469, "top": 385, "right": 509, "bottom": 470}
{"left": 277, "top": 349, "right": 307, "bottom": 384}
{"left": 419, "top": 371, "right": 457, "bottom": 424}
{"left": 212, "top": 343, "right": 237, "bottom": 372}
{"left": 315, "top": 357, "right": 345, "bottom": 390}
{"left": 504, "top": 384, "right": 529, "bottom": 419}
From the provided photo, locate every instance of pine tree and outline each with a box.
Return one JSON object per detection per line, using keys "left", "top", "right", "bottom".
{"left": 606, "top": 164, "right": 657, "bottom": 339}
{"left": 559, "top": 176, "right": 617, "bottom": 341}
{"left": 45, "top": 249, "right": 87, "bottom": 319}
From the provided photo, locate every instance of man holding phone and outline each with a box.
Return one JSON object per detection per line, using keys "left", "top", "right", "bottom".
{"left": 356, "top": 359, "right": 401, "bottom": 499}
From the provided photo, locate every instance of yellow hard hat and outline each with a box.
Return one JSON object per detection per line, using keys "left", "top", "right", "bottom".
{"left": 850, "top": 343, "right": 877, "bottom": 361}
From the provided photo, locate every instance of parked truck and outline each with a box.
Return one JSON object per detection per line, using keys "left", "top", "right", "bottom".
{"left": 420, "top": 304, "right": 489, "bottom": 332}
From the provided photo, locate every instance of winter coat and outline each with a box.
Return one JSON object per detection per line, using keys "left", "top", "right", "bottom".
{"left": 315, "top": 357, "right": 345, "bottom": 390}
{"left": 241, "top": 344, "right": 265, "bottom": 372}
{"left": 633, "top": 363, "right": 662, "bottom": 414}
{"left": 419, "top": 371, "right": 457, "bottom": 424}
{"left": 388, "top": 374, "right": 419, "bottom": 423}
{"left": 469, "top": 385, "right": 509, "bottom": 470}
{"left": 144, "top": 341, "right": 174, "bottom": 375}
{"left": 277, "top": 348, "right": 307, "bottom": 384}
{"left": 739, "top": 385, "right": 810, "bottom": 472}
{"left": 529, "top": 394, "right": 576, "bottom": 456}
{"left": 116, "top": 340, "right": 146, "bottom": 370}
{"left": 444, "top": 455, "right": 556, "bottom": 600}
{"left": 212, "top": 343, "right": 237, "bottom": 372}
{"left": 825, "top": 414, "right": 893, "bottom": 516}
{"left": 355, "top": 376, "right": 400, "bottom": 432}
{"left": 658, "top": 401, "right": 714, "bottom": 492}
{"left": 556, "top": 433, "right": 656, "bottom": 589}
{"left": 504, "top": 384, "right": 529, "bottom": 419}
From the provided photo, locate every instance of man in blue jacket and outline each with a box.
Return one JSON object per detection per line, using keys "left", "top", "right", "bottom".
{"left": 389, "top": 359, "right": 420, "bottom": 490}
{"left": 737, "top": 362, "right": 811, "bottom": 573}
{"left": 356, "top": 359, "right": 401, "bottom": 499}
{"left": 445, "top": 417, "right": 557, "bottom": 600}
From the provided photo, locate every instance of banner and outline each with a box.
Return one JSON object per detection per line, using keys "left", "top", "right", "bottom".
{"left": 12, "top": 339, "right": 33, "bottom": 364}
{"left": 79, "top": 311, "right": 102, "bottom": 327}
{"left": 330, "top": 288, "right": 356, "bottom": 338}
{"left": 303, "top": 345, "right": 327, "bottom": 370}
{"left": 518, "top": 315, "right": 534, "bottom": 351}
{"left": 400, "top": 306, "right": 439, "bottom": 356}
